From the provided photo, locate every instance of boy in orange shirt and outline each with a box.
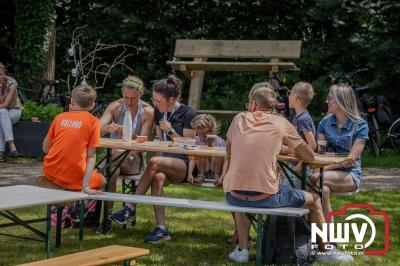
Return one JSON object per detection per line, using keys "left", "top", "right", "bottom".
{"left": 42, "top": 84, "right": 106, "bottom": 195}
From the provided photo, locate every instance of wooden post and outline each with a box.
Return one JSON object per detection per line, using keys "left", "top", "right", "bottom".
{"left": 187, "top": 58, "right": 205, "bottom": 109}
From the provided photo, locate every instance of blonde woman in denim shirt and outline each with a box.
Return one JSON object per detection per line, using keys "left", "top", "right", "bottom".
{"left": 316, "top": 84, "right": 369, "bottom": 220}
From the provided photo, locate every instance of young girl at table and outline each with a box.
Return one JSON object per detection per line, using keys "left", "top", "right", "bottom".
{"left": 186, "top": 114, "right": 226, "bottom": 184}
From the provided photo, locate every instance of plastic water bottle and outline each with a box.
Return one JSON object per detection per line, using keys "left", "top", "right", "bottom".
{"left": 122, "top": 109, "right": 132, "bottom": 141}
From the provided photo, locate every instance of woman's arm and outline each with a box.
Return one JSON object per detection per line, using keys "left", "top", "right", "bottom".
{"left": 0, "top": 78, "right": 17, "bottom": 109}
{"left": 140, "top": 106, "right": 155, "bottom": 140}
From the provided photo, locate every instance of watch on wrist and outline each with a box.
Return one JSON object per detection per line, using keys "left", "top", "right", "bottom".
{"left": 167, "top": 129, "right": 174, "bottom": 136}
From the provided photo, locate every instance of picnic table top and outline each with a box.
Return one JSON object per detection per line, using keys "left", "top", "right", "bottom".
{"left": 0, "top": 185, "right": 87, "bottom": 211}
{"left": 99, "top": 138, "right": 351, "bottom": 166}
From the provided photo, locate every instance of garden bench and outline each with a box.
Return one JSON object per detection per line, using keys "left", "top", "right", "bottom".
{"left": 18, "top": 245, "right": 149, "bottom": 266}
{"left": 167, "top": 39, "right": 301, "bottom": 116}
{"left": 89, "top": 192, "right": 309, "bottom": 266}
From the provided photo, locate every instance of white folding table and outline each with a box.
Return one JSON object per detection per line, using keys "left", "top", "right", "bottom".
{"left": 0, "top": 185, "right": 88, "bottom": 257}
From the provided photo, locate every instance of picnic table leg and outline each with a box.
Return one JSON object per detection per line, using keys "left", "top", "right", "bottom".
{"left": 301, "top": 163, "right": 307, "bottom": 190}
{"left": 255, "top": 214, "right": 264, "bottom": 266}
{"left": 79, "top": 200, "right": 85, "bottom": 241}
{"left": 55, "top": 207, "right": 63, "bottom": 248}
{"left": 102, "top": 148, "right": 112, "bottom": 233}
{"left": 45, "top": 205, "right": 52, "bottom": 258}
{"left": 319, "top": 167, "right": 324, "bottom": 204}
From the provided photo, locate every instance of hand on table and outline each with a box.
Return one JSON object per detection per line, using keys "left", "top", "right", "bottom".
{"left": 105, "top": 123, "right": 121, "bottom": 135}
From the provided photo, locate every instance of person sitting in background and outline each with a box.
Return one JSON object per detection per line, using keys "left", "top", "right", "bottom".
{"left": 40, "top": 84, "right": 106, "bottom": 195}
{"left": 186, "top": 114, "right": 225, "bottom": 184}
{"left": 0, "top": 62, "right": 22, "bottom": 161}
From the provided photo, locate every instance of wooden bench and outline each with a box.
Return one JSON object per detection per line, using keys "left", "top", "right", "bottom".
{"left": 89, "top": 192, "right": 309, "bottom": 266}
{"left": 167, "top": 39, "right": 302, "bottom": 116}
{"left": 18, "top": 245, "right": 149, "bottom": 266}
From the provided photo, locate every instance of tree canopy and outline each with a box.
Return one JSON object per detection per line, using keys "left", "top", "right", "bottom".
{"left": 1, "top": 0, "right": 399, "bottom": 115}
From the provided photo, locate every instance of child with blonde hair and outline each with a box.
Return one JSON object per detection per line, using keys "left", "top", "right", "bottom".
{"left": 187, "top": 114, "right": 225, "bottom": 184}
{"left": 287, "top": 82, "right": 316, "bottom": 187}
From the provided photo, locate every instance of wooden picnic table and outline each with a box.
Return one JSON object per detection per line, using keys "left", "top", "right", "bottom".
{"left": 99, "top": 138, "right": 351, "bottom": 167}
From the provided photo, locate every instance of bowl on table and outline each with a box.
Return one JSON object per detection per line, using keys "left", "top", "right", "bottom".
{"left": 136, "top": 135, "right": 148, "bottom": 143}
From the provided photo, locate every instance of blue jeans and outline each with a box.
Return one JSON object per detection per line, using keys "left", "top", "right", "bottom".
{"left": 226, "top": 185, "right": 305, "bottom": 208}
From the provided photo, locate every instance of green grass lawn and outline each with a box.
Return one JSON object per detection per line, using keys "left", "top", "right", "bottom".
{"left": 362, "top": 149, "right": 400, "bottom": 168}
{"left": 0, "top": 186, "right": 399, "bottom": 266}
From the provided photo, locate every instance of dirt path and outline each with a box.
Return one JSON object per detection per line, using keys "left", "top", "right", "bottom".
{"left": 0, "top": 161, "right": 399, "bottom": 191}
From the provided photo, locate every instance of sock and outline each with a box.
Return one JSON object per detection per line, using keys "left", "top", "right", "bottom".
{"left": 126, "top": 203, "right": 135, "bottom": 210}
{"left": 157, "top": 224, "right": 167, "bottom": 230}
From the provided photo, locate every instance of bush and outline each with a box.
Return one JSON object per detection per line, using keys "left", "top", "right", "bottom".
{"left": 21, "top": 101, "right": 63, "bottom": 123}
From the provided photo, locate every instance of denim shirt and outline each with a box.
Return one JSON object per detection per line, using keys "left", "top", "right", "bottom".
{"left": 317, "top": 115, "right": 369, "bottom": 168}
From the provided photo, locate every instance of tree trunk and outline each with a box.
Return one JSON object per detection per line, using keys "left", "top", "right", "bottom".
{"left": 41, "top": 19, "right": 56, "bottom": 100}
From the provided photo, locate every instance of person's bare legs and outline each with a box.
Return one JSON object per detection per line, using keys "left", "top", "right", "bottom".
{"left": 7, "top": 140, "right": 18, "bottom": 153}
{"left": 321, "top": 171, "right": 356, "bottom": 221}
{"left": 234, "top": 212, "right": 251, "bottom": 250}
{"left": 135, "top": 156, "right": 187, "bottom": 226}
{"left": 151, "top": 172, "right": 167, "bottom": 225}
{"left": 195, "top": 158, "right": 207, "bottom": 175}
{"left": 302, "top": 191, "right": 327, "bottom": 251}
{"left": 211, "top": 156, "right": 224, "bottom": 176}
{"left": 106, "top": 168, "right": 120, "bottom": 210}
{"left": 135, "top": 156, "right": 186, "bottom": 195}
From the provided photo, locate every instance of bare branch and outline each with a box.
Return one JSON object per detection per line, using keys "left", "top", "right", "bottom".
{"left": 66, "top": 26, "right": 138, "bottom": 90}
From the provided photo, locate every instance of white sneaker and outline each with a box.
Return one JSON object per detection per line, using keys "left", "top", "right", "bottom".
{"left": 228, "top": 245, "right": 249, "bottom": 263}
{"left": 316, "top": 246, "right": 354, "bottom": 264}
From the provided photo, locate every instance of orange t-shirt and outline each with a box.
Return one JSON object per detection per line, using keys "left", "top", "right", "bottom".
{"left": 43, "top": 111, "right": 101, "bottom": 190}
{"left": 223, "top": 112, "right": 303, "bottom": 195}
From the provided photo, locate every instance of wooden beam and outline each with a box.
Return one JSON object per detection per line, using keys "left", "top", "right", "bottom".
{"left": 187, "top": 58, "right": 205, "bottom": 109}
{"left": 174, "top": 40, "right": 302, "bottom": 59}
{"left": 167, "top": 61, "right": 298, "bottom": 72}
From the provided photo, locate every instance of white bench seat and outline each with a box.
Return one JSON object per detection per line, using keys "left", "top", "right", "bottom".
{"left": 89, "top": 192, "right": 309, "bottom": 217}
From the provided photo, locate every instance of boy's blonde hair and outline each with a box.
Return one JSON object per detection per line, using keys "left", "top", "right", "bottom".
{"left": 122, "top": 75, "right": 145, "bottom": 93}
{"left": 292, "top": 82, "right": 314, "bottom": 107}
{"left": 72, "top": 85, "right": 97, "bottom": 108}
{"left": 191, "top": 114, "right": 220, "bottom": 134}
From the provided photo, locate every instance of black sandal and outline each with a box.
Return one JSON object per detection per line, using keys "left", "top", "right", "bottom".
{"left": 8, "top": 150, "right": 22, "bottom": 157}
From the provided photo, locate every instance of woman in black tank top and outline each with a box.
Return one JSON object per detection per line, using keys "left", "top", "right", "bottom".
{"left": 134, "top": 74, "right": 197, "bottom": 243}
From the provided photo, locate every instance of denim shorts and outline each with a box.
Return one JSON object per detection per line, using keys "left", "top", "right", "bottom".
{"left": 226, "top": 184, "right": 305, "bottom": 208}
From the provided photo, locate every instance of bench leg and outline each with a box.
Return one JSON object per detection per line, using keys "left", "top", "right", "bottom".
{"left": 45, "top": 205, "right": 52, "bottom": 258}
{"left": 255, "top": 214, "right": 264, "bottom": 266}
{"left": 55, "top": 206, "right": 63, "bottom": 248}
{"left": 79, "top": 200, "right": 85, "bottom": 241}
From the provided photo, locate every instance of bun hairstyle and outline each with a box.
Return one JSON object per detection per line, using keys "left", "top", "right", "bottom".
{"left": 152, "top": 74, "right": 182, "bottom": 100}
